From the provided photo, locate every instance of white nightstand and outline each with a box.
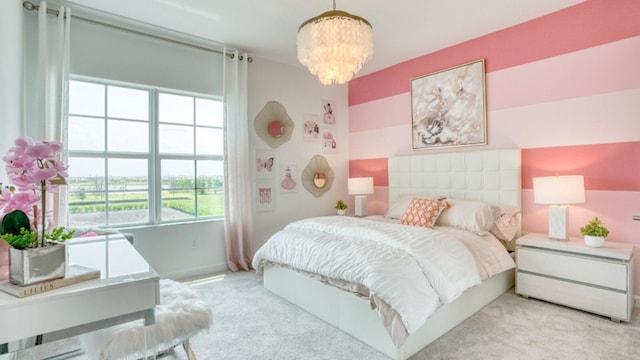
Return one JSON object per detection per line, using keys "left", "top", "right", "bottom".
{"left": 515, "top": 232, "right": 635, "bottom": 322}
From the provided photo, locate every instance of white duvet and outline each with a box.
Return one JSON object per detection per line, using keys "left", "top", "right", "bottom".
{"left": 253, "top": 216, "right": 513, "bottom": 343}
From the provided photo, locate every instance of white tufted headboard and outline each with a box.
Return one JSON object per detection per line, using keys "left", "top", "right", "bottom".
{"left": 388, "top": 149, "right": 521, "bottom": 209}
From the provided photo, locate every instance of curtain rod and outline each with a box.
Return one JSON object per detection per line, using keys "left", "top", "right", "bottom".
{"left": 22, "top": 1, "right": 253, "bottom": 63}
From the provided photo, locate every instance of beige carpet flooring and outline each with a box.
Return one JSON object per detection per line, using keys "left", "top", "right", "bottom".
{"left": 5, "top": 270, "right": 640, "bottom": 360}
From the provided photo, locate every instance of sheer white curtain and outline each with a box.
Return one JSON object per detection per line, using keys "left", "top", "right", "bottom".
{"left": 223, "top": 50, "right": 253, "bottom": 271}
{"left": 35, "top": 1, "right": 71, "bottom": 228}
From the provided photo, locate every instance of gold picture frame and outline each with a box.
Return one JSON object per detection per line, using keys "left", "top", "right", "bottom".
{"left": 411, "top": 59, "right": 487, "bottom": 150}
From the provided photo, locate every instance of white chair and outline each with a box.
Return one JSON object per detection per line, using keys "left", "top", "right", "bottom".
{"left": 80, "top": 279, "right": 212, "bottom": 360}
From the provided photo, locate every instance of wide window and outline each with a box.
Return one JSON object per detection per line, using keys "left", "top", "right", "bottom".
{"left": 67, "top": 78, "right": 224, "bottom": 228}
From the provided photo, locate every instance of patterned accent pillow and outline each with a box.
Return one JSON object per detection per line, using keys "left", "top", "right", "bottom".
{"left": 489, "top": 207, "right": 521, "bottom": 241}
{"left": 400, "top": 198, "right": 449, "bottom": 228}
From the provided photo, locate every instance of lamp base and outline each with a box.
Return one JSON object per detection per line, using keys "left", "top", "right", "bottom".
{"left": 548, "top": 205, "right": 569, "bottom": 240}
{"left": 354, "top": 195, "right": 368, "bottom": 217}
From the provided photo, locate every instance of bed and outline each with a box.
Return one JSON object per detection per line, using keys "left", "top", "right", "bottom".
{"left": 253, "top": 148, "right": 521, "bottom": 360}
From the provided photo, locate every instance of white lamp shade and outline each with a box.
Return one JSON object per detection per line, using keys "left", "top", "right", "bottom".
{"left": 533, "top": 175, "right": 585, "bottom": 205}
{"left": 348, "top": 177, "right": 374, "bottom": 195}
{"left": 533, "top": 175, "right": 585, "bottom": 240}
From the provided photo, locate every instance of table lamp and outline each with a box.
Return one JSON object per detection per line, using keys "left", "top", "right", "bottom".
{"left": 348, "top": 177, "right": 374, "bottom": 217}
{"left": 533, "top": 175, "right": 585, "bottom": 240}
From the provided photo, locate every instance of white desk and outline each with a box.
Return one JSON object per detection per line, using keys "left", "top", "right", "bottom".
{"left": 0, "top": 234, "right": 160, "bottom": 352}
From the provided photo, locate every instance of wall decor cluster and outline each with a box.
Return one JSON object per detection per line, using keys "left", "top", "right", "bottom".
{"left": 254, "top": 101, "right": 294, "bottom": 148}
{"left": 301, "top": 155, "right": 334, "bottom": 197}
{"left": 411, "top": 59, "right": 487, "bottom": 149}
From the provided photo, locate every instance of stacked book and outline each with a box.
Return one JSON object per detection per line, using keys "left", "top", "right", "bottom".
{"left": 0, "top": 265, "right": 100, "bottom": 298}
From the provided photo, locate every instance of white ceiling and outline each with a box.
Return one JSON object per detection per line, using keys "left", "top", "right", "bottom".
{"left": 61, "top": 0, "right": 584, "bottom": 77}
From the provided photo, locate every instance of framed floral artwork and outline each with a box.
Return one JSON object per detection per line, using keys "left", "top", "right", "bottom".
{"left": 411, "top": 59, "right": 487, "bottom": 149}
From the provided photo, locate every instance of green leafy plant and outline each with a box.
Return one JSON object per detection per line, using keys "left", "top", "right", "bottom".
{"left": 579, "top": 217, "right": 610, "bottom": 238}
{"left": 335, "top": 200, "right": 348, "bottom": 210}
{"left": 0, "top": 209, "right": 74, "bottom": 250}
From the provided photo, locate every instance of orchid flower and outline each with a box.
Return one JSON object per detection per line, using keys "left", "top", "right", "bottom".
{"left": 0, "top": 136, "right": 69, "bottom": 247}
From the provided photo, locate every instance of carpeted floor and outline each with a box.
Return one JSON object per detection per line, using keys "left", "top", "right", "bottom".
{"left": 5, "top": 271, "right": 640, "bottom": 359}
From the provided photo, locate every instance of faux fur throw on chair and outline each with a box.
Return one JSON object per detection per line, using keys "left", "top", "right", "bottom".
{"left": 80, "top": 279, "right": 212, "bottom": 360}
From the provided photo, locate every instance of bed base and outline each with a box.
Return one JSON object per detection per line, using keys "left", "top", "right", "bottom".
{"left": 263, "top": 265, "right": 515, "bottom": 360}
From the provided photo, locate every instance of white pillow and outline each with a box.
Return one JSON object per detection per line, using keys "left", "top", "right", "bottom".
{"left": 436, "top": 199, "right": 501, "bottom": 235}
{"left": 384, "top": 194, "right": 418, "bottom": 219}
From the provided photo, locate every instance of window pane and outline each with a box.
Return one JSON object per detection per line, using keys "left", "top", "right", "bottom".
{"left": 108, "top": 86, "right": 149, "bottom": 120}
{"left": 159, "top": 124, "right": 193, "bottom": 154}
{"left": 161, "top": 160, "right": 194, "bottom": 189}
{"left": 69, "top": 80, "right": 104, "bottom": 117}
{"left": 162, "top": 190, "right": 195, "bottom": 220}
{"left": 196, "top": 98, "right": 223, "bottom": 127}
{"left": 196, "top": 160, "right": 224, "bottom": 217}
{"left": 68, "top": 157, "right": 106, "bottom": 227}
{"left": 107, "top": 120, "right": 149, "bottom": 153}
{"left": 69, "top": 116, "right": 105, "bottom": 151}
{"left": 195, "top": 128, "right": 223, "bottom": 156}
{"left": 161, "top": 160, "right": 195, "bottom": 220}
{"left": 107, "top": 158, "right": 148, "bottom": 188}
{"left": 107, "top": 191, "right": 149, "bottom": 225}
{"left": 107, "top": 159, "right": 149, "bottom": 225}
{"left": 159, "top": 93, "right": 193, "bottom": 125}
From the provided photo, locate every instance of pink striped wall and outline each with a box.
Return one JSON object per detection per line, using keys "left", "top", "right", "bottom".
{"left": 348, "top": 1, "right": 640, "bottom": 294}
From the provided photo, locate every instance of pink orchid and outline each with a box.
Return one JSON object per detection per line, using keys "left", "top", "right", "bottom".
{"left": 13, "top": 136, "right": 34, "bottom": 149}
{"left": 1, "top": 136, "right": 69, "bottom": 244}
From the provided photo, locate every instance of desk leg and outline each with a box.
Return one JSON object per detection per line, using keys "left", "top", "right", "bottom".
{"left": 143, "top": 308, "right": 155, "bottom": 326}
{"left": 144, "top": 325, "right": 157, "bottom": 360}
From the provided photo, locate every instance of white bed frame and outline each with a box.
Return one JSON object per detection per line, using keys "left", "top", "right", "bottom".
{"left": 263, "top": 149, "right": 521, "bottom": 359}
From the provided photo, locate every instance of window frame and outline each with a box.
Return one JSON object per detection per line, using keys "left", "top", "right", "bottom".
{"left": 67, "top": 75, "right": 225, "bottom": 228}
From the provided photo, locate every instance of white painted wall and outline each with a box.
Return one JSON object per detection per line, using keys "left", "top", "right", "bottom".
{"left": 248, "top": 58, "right": 349, "bottom": 250}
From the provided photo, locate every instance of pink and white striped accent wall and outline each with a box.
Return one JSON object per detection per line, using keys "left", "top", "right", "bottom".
{"left": 348, "top": 0, "right": 640, "bottom": 293}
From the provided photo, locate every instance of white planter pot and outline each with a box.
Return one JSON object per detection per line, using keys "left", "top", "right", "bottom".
{"left": 584, "top": 235, "right": 605, "bottom": 248}
{"left": 9, "top": 243, "right": 66, "bottom": 286}
{"left": 337, "top": 209, "right": 346, "bottom": 215}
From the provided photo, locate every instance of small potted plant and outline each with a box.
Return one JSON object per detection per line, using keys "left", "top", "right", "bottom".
{"left": 335, "top": 200, "right": 348, "bottom": 215}
{"left": 579, "top": 217, "right": 609, "bottom": 248}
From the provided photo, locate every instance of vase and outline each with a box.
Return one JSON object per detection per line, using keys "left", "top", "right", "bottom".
{"left": 337, "top": 209, "right": 346, "bottom": 215}
{"left": 9, "top": 243, "right": 66, "bottom": 286}
{"left": 584, "top": 235, "right": 605, "bottom": 248}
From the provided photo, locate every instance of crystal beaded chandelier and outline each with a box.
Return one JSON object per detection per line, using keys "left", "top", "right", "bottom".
{"left": 297, "top": 0, "right": 374, "bottom": 85}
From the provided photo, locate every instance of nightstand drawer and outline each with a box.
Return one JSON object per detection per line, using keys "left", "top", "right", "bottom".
{"left": 517, "top": 273, "right": 629, "bottom": 321}
{"left": 517, "top": 247, "right": 628, "bottom": 291}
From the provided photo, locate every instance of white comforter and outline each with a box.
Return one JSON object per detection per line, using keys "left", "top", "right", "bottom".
{"left": 252, "top": 216, "right": 488, "bottom": 339}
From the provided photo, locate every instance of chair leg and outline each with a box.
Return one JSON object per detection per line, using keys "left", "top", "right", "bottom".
{"left": 182, "top": 339, "right": 197, "bottom": 360}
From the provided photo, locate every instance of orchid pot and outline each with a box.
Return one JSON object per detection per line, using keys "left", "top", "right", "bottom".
{"left": 9, "top": 242, "right": 66, "bottom": 285}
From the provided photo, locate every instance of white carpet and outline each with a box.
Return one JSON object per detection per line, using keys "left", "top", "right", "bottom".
{"left": 5, "top": 271, "right": 640, "bottom": 359}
